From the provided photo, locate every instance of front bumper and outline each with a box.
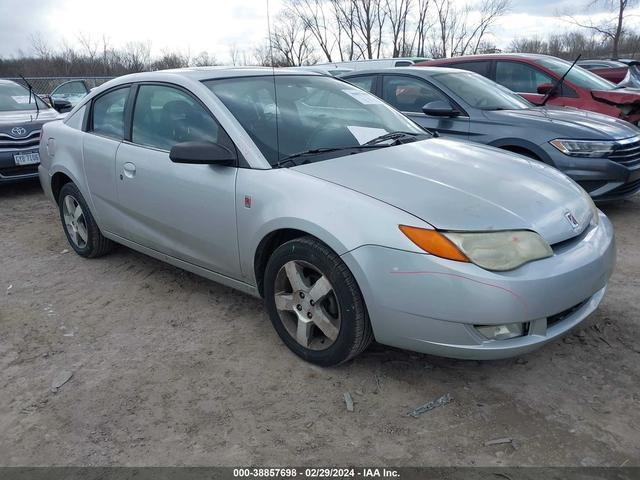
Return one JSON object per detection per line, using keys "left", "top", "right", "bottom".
{"left": 341, "top": 212, "right": 615, "bottom": 360}
{"left": 541, "top": 145, "right": 640, "bottom": 202}
{"left": 0, "top": 148, "right": 40, "bottom": 184}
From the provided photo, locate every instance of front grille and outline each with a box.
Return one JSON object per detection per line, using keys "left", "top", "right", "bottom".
{"left": 0, "top": 131, "right": 40, "bottom": 151}
{"left": 547, "top": 300, "right": 588, "bottom": 328}
{"left": 610, "top": 138, "right": 640, "bottom": 167}
{"left": 0, "top": 165, "right": 38, "bottom": 177}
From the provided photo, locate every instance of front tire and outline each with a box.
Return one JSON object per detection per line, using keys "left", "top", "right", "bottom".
{"left": 264, "top": 236, "right": 373, "bottom": 366}
{"left": 58, "top": 182, "right": 114, "bottom": 258}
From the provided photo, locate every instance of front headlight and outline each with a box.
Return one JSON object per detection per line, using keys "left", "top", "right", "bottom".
{"left": 550, "top": 139, "right": 615, "bottom": 158}
{"left": 400, "top": 226, "right": 553, "bottom": 271}
{"left": 444, "top": 230, "right": 553, "bottom": 271}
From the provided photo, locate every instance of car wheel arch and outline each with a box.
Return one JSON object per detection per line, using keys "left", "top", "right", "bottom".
{"left": 253, "top": 227, "right": 348, "bottom": 298}
{"left": 51, "top": 171, "right": 74, "bottom": 202}
{"left": 490, "top": 140, "right": 550, "bottom": 163}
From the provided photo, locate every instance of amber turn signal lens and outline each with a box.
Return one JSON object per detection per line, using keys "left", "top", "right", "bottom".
{"left": 399, "top": 225, "right": 469, "bottom": 262}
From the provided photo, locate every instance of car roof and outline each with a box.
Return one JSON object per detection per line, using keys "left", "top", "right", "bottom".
{"left": 0, "top": 79, "right": 21, "bottom": 86}
{"left": 103, "top": 66, "right": 323, "bottom": 88}
{"left": 341, "top": 66, "right": 469, "bottom": 77}
{"left": 420, "top": 53, "right": 557, "bottom": 64}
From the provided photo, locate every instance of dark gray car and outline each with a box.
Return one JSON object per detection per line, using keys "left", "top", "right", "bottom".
{"left": 0, "top": 79, "right": 60, "bottom": 184}
{"left": 341, "top": 67, "right": 640, "bottom": 201}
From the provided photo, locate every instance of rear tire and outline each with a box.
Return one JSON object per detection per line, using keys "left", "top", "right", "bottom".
{"left": 264, "top": 236, "right": 373, "bottom": 366}
{"left": 58, "top": 182, "right": 114, "bottom": 258}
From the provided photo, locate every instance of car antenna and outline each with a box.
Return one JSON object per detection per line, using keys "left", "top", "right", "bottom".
{"left": 266, "top": 0, "right": 280, "bottom": 165}
{"left": 540, "top": 54, "right": 581, "bottom": 107}
{"left": 19, "top": 74, "right": 40, "bottom": 115}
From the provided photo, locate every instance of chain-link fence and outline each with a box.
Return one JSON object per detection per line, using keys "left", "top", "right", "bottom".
{"left": 1, "top": 77, "right": 115, "bottom": 95}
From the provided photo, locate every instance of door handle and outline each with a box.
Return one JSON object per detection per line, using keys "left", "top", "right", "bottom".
{"left": 122, "top": 162, "right": 136, "bottom": 179}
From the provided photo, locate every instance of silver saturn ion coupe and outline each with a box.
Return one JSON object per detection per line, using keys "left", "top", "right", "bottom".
{"left": 38, "top": 68, "right": 616, "bottom": 366}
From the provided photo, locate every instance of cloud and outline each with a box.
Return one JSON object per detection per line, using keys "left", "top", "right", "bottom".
{"left": 0, "top": 0, "right": 636, "bottom": 62}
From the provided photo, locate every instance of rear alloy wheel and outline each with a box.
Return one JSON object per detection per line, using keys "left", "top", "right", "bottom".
{"left": 264, "top": 236, "right": 373, "bottom": 366}
{"left": 62, "top": 194, "right": 88, "bottom": 250}
{"left": 58, "top": 182, "right": 114, "bottom": 258}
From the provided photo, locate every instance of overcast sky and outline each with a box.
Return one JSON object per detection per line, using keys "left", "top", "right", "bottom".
{"left": 0, "top": 0, "right": 637, "bottom": 62}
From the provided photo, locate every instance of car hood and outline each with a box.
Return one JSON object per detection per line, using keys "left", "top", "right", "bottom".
{"left": 0, "top": 108, "right": 59, "bottom": 126}
{"left": 591, "top": 88, "right": 640, "bottom": 105}
{"left": 486, "top": 107, "right": 638, "bottom": 140}
{"left": 294, "top": 139, "right": 592, "bottom": 245}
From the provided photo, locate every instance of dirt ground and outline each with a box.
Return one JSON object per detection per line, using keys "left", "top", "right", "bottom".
{"left": 1, "top": 179, "right": 639, "bottom": 467}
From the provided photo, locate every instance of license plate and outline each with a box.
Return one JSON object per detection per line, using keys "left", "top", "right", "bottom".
{"left": 14, "top": 152, "right": 40, "bottom": 166}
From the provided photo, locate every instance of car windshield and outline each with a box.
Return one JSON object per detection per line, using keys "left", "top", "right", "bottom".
{"left": 203, "top": 75, "right": 427, "bottom": 165}
{"left": 0, "top": 82, "right": 48, "bottom": 112}
{"left": 536, "top": 57, "right": 616, "bottom": 91}
{"left": 431, "top": 71, "right": 533, "bottom": 110}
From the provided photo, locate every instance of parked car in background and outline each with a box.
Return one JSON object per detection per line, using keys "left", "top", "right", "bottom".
{"left": 0, "top": 79, "right": 61, "bottom": 184}
{"left": 293, "top": 65, "right": 354, "bottom": 76}
{"left": 419, "top": 54, "right": 640, "bottom": 124}
{"left": 316, "top": 57, "right": 430, "bottom": 71}
{"left": 39, "top": 68, "right": 614, "bottom": 365}
{"left": 577, "top": 59, "right": 628, "bottom": 83}
{"left": 341, "top": 67, "right": 640, "bottom": 201}
{"left": 50, "top": 79, "right": 91, "bottom": 107}
{"left": 610, "top": 58, "right": 638, "bottom": 65}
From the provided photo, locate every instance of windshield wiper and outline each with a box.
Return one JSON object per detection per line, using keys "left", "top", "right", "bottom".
{"left": 540, "top": 54, "right": 581, "bottom": 107}
{"left": 274, "top": 145, "right": 387, "bottom": 168}
{"left": 19, "top": 74, "right": 40, "bottom": 115}
{"left": 363, "top": 131, "right": 421, "bottom": 146}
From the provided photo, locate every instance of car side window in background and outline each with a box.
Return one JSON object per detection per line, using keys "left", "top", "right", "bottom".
{"left": 495, "top": 61, "right": 553, "bottom": 93}
{"left": 52, "top": 80, "right": 88, "bottom": 97}
{"left": 132, "top": 84, "right": 222, "bottom": 151}
{"left": 91, "top": 87, "right": 129, "bottom": 140}
{"left": 347, "top": 75, "right": 376, "bottom": 93}
{"left": 449, "top": 61, "right": 490, "bottom": 77}
{"left": 64, "top": 105, "right": 86, "bottom": 130}
{"left": 382, "top": 76, "right": 450, "bottom": 113}
{"left": 394, "top": 61, "right": 413, "bottom": 67}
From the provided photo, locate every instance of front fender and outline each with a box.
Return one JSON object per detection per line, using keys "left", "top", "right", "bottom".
{"left": 488, "top": 138, "right": 553, "bottom": 164}
{"left": 236, "top": 168, "right": 433, "bottom": 284}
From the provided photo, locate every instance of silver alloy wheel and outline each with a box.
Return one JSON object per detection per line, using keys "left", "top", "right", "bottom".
{"left": 274, "top": 260, "right": 341, "bottom": 351}
{"left": 62, "top": 194, "right": 88, "bottom": 249}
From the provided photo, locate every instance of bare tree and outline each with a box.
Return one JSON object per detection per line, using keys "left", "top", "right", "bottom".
{"left": 150, "top": 51, "right": 190, "bottom": 70}
{"left": 121, "top": 41, "right": 151, "bottom": 72}
{"left": 348, "top": 0, "right": 387, "bottom": 59}
{"left": 332, "top": 0, "right": 359, "bottom": 60}
{"left": 191, "top": 51, "right": 219, "bottom": 67}
{"left": 411, "top": 0, "right": 431, "bottom": 57}
{"left": 385, "top": 0, "right": 412, "bottom": 57}
{"left": 30, "top": 32, "right": 52, "bottom": 59}
{"left": 565, "top": 0, "right": 636, "bottom": 58}
{"left": 430, "top": 0, "right": 509, "bottom": 58}
{"left": 289, "top": 0, "right": 337, "bottom": 61}
{"left": 463, "top": 0, "right": 510, "bottom": 55}
{"left": 229, "top": 44, "right": 240, "bottom": 66}
{"left": 271, "top": 11, "right": 317, "bottom": 65}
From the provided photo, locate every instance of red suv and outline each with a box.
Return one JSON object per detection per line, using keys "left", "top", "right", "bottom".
{"left": 418, "top": 54, "right": 640, "bottom": 124}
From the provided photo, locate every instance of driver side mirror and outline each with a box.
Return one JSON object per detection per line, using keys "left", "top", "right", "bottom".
{"left": 169, "top": 141, "right": 236, "bottom": 166}
{"left": 422, "top": 100, "right": 460, "bottom": 117}
{"left": 537, "top": 83, "right": 555, "bottom": 95}
{"left": 52, "top": 99, "right": 73, "bottom": 113}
